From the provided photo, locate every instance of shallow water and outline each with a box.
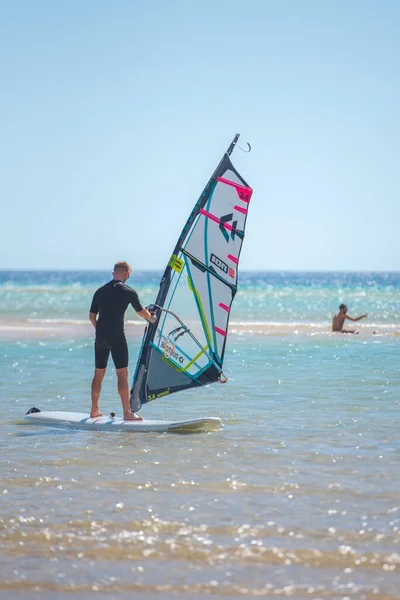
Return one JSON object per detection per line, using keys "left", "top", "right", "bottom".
{"left": 1, "top": 330, "right": 399, "bottom": 599}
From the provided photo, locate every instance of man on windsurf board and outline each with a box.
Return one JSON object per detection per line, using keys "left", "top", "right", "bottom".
{"left": 89, "top": 261, "right": 156, "bottom": 420}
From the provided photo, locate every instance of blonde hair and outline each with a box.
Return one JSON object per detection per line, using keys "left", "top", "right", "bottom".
{"left": 114, "top": 261, "right": 132, "bottom": 277}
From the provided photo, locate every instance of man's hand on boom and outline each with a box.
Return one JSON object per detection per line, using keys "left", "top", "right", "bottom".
{"left": 136, "top": 307, "right": 157, "bottom": 324}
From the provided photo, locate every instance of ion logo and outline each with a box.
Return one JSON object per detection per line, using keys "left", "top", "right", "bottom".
{"left": 210, "top": 253, "right": 228, "bottom": 274}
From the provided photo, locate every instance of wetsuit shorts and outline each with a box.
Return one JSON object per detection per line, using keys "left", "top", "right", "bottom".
{"left": 94, "top": 334, "right": 128, "bottom": 370}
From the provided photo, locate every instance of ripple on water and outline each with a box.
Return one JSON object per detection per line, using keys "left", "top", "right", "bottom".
{"left": 1, "top": 335, "right": 400, "bottom": 597}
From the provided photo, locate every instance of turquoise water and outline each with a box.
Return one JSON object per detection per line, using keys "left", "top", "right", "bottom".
{"left": 1, "top": 270, "right": 400, "bottom": 324}
{"left": 1, "top": 271, "right": 399, "bottom": 598}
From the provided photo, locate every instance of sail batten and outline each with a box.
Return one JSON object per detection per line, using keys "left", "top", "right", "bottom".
{"left": 130, "top": 135, "right": 253, "bottom": 412}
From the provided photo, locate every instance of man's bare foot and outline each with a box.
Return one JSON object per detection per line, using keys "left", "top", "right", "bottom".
{"left": 90, "top": 411, "right": 103, "bottom": 418}
{"left": 123, "top": 411, "right": 143, "bottom": 421}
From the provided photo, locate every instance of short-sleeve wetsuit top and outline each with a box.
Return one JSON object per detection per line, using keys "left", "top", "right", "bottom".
{"left": 90, "top": 280, "right": 143, "bottom": 342}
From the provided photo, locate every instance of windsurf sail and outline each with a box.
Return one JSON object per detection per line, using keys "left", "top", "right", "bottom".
{"left": 130, "top": 134, "right": 253, "bottom": 412}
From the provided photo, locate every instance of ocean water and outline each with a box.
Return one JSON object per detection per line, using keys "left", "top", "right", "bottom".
{"left": 1, "top": 271, "right": 399, "bottom": 599}
{"left": 1, "top": 270, "right": 400, "bottom": 326}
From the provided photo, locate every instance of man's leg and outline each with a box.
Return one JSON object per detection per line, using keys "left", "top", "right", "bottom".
{"left": 91, "top": 368, "right": 106, "bottom": 417}
{"left": 92, "top": 341, "right": 110, "bottom": 417}
{"left": 116, "top": 368, "right": 143, "bottom": 420}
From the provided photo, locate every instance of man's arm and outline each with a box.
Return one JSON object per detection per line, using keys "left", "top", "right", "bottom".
{"left": 89, "top": 312, "right": 97, "bottom": 329}
{"left": 346, "top": 313, "right": 368, "bottom": 322}
{"left": 136, "top": 307, "right": 157, "bottom": 323}
{"left": 89, "top": 291, "right": 99, "bottom": 329}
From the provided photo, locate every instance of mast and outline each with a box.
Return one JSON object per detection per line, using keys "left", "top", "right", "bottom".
{"left": 225, "top": 133, "right": 240, "bottom": 158}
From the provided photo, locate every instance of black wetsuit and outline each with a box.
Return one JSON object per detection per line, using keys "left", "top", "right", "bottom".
{"left": 90, "top": 280, "right": 143, "bottom": 369}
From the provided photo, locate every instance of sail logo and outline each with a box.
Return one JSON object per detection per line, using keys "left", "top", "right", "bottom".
{"left": 160, "top": 340, "right": 184, "bottom": 364}
{"left": 210, "top": 253, "right": 228, "bottom": 274}
{"left": 148, "top": 388, "right": 170, "bottom": 401}
{"left": 219, "top": 213, "right": 244, "bottom": 243}
{"left": 168, "top": 254, "right": 184, "bottom": 273}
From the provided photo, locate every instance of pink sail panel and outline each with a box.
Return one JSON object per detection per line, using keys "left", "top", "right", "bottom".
{"left": 219, "top": 303, "right": 230, "bottom": 312}
{"left": 234, "top": 205, "right": 248, "bottom": 215}
{"left": 227, "top": 254, "right": 238, "bottom": 264}
{"left": 200, "top": 209, "right": 234, "bottom": 232}
{"left": 214, "top": 326, "right": 227, "bottom": 337}
{"left": 217, "top": 177, "right": 253, "bottom": 204}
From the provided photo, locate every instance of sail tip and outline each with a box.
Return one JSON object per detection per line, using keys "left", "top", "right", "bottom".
{"left": 227, "top": 134, "right": 251, "bottom": 156}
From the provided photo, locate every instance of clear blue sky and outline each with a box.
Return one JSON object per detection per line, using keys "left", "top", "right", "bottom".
{"left": 1, "top": 0, "right": 399, "bottom": 271}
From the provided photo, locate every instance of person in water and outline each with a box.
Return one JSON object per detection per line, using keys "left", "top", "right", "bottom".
{"left": 332, "top": 304, "right": 368, "bottom": 334}
{"left": 89, "top": 261, "right": 156, "bottom": 420}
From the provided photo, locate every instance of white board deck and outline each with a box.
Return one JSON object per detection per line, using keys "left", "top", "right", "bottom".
{"left": 24, "top": 411, "right": 222, "bottom": 433}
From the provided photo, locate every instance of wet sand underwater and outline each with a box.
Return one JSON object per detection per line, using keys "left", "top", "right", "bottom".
{"left": 0, "top": 317, "right": 399, "bottom": 340}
